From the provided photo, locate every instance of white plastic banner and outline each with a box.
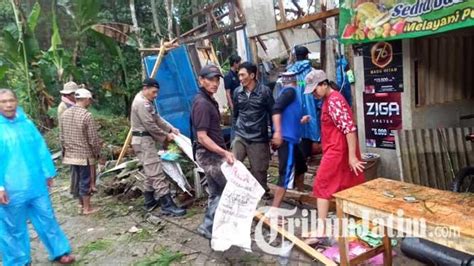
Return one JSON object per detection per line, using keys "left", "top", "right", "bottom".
{"left": 211, "top": 160, "right": 265, "bottom": 252}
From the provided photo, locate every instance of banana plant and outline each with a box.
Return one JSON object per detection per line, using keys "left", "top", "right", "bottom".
{"left": 0, "top": 1, "right": 64, "bottom": 129}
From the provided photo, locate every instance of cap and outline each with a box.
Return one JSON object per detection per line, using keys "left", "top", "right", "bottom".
{"left": 142, "top": 78, "right": 160, "bottom": 89}
{"left": 74, "top": 88, "right": 93, "bottom": 99}
{"left": 280, "top": 71, "right": 297, "bottom": 83}
{"left": 199, "top": 64, "right": 223, "bottom": 79}
{"left": 60, "top": 81, "right": 79, "bottom": 95}
{"left": 304, "top": 69, "right": 328, "bottom": 94}
{"left": 294, "top": 45, "right": 310, "bottom": 57}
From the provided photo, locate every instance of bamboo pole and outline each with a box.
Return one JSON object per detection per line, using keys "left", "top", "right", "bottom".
{"left": 254, "top": 211, "right": 337, "bottom": 265}
{"left": 115, "top": 41, "right": 166, "bottom": 167}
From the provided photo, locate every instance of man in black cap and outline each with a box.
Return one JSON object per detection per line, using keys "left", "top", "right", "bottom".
{"left": 191, "top": 64, "right": 235, "bottom": 239}
{"left": 130, "top": 78, "right": 186, "bottom": 216}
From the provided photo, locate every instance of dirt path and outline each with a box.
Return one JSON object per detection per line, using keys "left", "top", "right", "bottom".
{"left": 28, "top": 169, "right": 420, "bottom": 265}
{"left": 29, "top": 171, "right": 315, "bottom": 265}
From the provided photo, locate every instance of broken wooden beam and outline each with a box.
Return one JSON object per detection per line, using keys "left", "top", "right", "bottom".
{"left": 253, "top": 9, "right": 339, "bottom": 37}
{"left": 254, "top": 211, "right": 337, "bottom": 265}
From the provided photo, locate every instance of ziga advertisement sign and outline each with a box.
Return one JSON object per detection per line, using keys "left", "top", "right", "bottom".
{"left": 339, "top": 0, "right": 474, "bottom": 43}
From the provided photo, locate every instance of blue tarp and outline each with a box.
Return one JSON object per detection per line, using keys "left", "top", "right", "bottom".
{"left": 143, "top": 45, "right": 200, "bottom": 138}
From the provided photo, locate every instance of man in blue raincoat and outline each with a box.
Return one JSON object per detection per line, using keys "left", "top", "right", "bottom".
{"left": 0, "top": 89, "right": 75, "bottom": 265}
{"left": 336, "top": 56, "right": 352, "bottom": 106}
{"left": 286, "top": 46, "right": 321, "bottom": 190}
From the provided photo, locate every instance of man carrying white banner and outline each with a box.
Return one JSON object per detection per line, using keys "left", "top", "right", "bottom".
{"left": 211, "top": 161, "right": 265, "bottom": 251}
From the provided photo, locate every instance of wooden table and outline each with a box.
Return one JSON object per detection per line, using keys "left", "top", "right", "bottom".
{"left": 333, "top": 178, "right": 474, "bottom": 266}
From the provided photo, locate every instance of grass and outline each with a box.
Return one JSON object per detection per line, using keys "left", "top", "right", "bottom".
{"left": 78, "top": 239, "right": 113, "bottom": 256}
{"left": 238, "top": 253, "right": 261, "bottom": 264}
{"left": 129, "top": 228, "right": 152, "bottom": 242}
{"left": 134, "top": 247, "right": 184, "bottom": 266}
{"left": 184, "top": 207, "right": 200, "bottom": 218}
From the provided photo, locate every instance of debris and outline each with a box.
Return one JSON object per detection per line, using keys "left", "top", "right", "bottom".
{"left": 87, "top": 228, "right": 95, "bottom": 232}
{"left": 128, "top": 226, "right": 140, "bottom": 234}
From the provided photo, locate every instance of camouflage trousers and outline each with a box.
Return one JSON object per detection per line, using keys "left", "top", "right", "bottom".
{"left": 132, "top": 136, "right": 169, "bottom": 198}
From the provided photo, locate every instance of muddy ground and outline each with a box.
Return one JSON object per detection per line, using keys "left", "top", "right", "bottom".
{"left": 27, "top": 165, "right": 422, "bottom": 266}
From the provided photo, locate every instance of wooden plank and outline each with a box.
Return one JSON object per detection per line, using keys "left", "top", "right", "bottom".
{"left": 455, "top": 127, "right": 468, "bottom": 170}
{"left": 278, "top": 0, "right": 287, "bottom": 23}
{"left": 402, "top": 130, "right": 414, "bottom": 184}
{"left": 431, "top": 128, "right": 447, "bottom": 190}
{"left": 416, "top": 129, "right": 429, "bottom": 187}
{"left": 465, "top": 127, "right": 474, "bottom": 166}
{"left": 399, "top": 130, "right": 413, "bottom": 184}
{"left": 447, "top": 127, "right": 461, "bottom": 178}
{"left": 417, "top": 39, "right": 428, "bottom": 106}
{"left": 454, "top": 36, "right": 464, "bottom": 101}
{"left": 333, "top": 178, "right": 474, "bottom": 240}
{"left": 278, "top": 31, "right": 290, "bottom": 55}
{"left": 407, "top": 130, "right": 421, "bottom": 185}
{"left": 254, "top": 211, "right": 337, "bottom": 265}
{"left": 350, "top": 245, "right": 385, "bottom": 265}
{"left": 438, "top": 37, "right": 447, "bottom": 103}
{"left": 394, "top": 130, "right": 405, "bottom": 182}
{"left": 428, "top": 38, "right": 438, "bottom": 105}
{"left": 466, "top": 36, "right": 474, "bottom": 99}
{"left": 438, "top": 128, "right": 452, "bottom": 189}
{"left": 423, "top": 129, "right": 439, "bottom": 189}
{"left": 150, "top": 42, "right": 166, "bottom": 78}
{"left": 254, "top": 9, "right": 339, "bottom": 37}
{"left": 250, "top": 37, "right": 258, "bottom": 63}
{"left": 115, "top": 129, "right": 132, "bottom": 167}
{"left": 446, "top": 37, "right": 456, "bottom": 103}
{"left": 338, "top": 196, "right": 474, "bottom": 255}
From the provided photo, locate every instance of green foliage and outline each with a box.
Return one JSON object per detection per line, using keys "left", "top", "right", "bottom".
{"left": 0, "top": 0, "right": 235, "bottom": 128}
{"left": 27, "top": 2, "right": 41, "bottom": 33}
{"left": 134, "top": 247, "right": 184, "bottom": 266}
{"left": 79, "top": 239, "right": 113, "bottom": 256}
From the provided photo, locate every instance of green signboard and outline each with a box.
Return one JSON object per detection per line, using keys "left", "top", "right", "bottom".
{"left": 339, "top": 0, "right": 474, "bottom": 44}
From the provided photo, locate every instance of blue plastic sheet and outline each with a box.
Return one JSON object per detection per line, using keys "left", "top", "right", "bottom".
{"left": 143, "top": 45, "right": 200, "bottom": 138}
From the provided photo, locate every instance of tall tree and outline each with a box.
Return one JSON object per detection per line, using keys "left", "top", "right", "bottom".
{"left": 164, "top": 0, "right": 173, "bottom": 40}
{"left": 151, "top": 0, "right": 162, "bottom": 40}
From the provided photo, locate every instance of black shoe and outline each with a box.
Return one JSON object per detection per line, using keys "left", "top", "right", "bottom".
{"left": 262, "top": 192, "right": 273, "bottom": 200}
{"left": 197, "top": 224, "right": 212, "bottom": 239}
{"left": 143, "top": 191, "right": 160, "bottom": 212}
{"left": 159, "top": 194, "right": 186, "bottom": 216}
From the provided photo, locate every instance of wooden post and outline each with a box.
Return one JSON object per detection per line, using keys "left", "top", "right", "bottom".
{"left": 115, "top": 129, "right": 133, "bottom": 167}
{"left": 336, "top": 199, "right": 350, "bottom": 266}
{"left": 382, "top": 226, "right": 393, "bottom": 266}
{"left": 250, "top": 37, "right": 258, "bottom": 63}
{"left": 278, "top": 0, "right": 287, "bottom": 23}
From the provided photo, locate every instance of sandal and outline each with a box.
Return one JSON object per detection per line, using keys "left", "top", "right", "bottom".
{"left": 56, "top": 254, "right": 75, "bottom": 264}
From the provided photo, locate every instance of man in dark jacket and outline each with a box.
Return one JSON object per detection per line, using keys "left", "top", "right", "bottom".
{"left": 232, "top": 62, "right": 274, "bottom": 195}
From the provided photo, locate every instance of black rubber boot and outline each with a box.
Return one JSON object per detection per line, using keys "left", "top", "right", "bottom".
{"left": 143, "top": 191, "right": 160, "bottom": 212}
{"left": 197, "top": 195, "right": 220, "bottom": 239}
{"left": 159, "top": 194, "right": 186, "bottom": 216}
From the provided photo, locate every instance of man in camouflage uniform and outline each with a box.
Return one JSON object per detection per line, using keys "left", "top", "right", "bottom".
{"left": 130, "top": 78, "right": 186, "bottom": 216}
